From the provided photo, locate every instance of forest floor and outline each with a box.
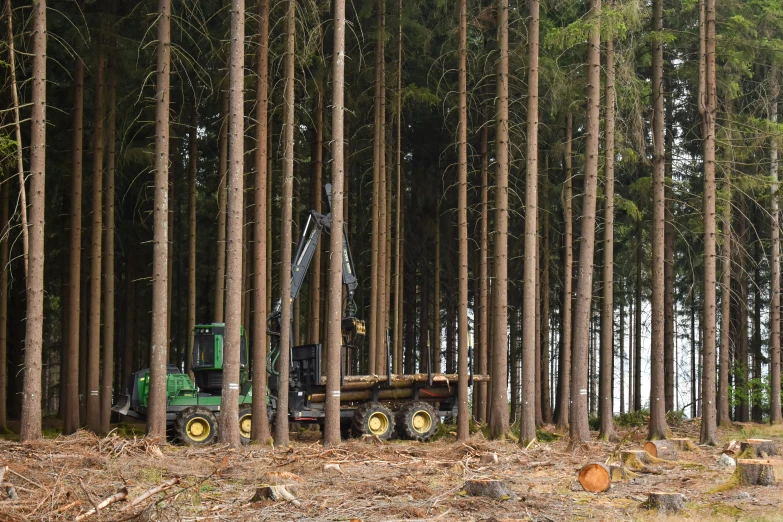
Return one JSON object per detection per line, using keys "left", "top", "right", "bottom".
{"left": 0, "top": 418, "right": 781, "bottom": 521}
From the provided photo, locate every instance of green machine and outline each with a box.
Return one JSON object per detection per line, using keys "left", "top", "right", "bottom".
{"left": 113, "top": 324, "right": 255, "bottom": 445}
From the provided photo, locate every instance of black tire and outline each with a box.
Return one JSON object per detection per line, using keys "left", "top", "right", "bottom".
{"left": 396, "top": 401, "right": 439, "bottom": 441}
{"left": 351, "top": 402, "right": 395, "bottom": 440}
{"left": 174, "top": 407, "right": 218, "bottom": 446}
{"left": 239, "top": 404, "right": 252, "bottom": 444}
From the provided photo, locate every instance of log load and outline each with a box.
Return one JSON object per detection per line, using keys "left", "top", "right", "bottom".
{"left": 319, "top": 373, "right": 489, "bottom": 388}
{"left": 643, "top": 440, "right": 676, "bottom": 460}
{"left": 739, "top": 439, "right": 778, "bottom": 458}
{"left": 644, "top": 492, "right": 685, "bottom": 514}
{"left": 577, "top": 463, "right": 611, "bottom": 492}
{"left": 735, "top": 459, "right": 776, "bottom": 486}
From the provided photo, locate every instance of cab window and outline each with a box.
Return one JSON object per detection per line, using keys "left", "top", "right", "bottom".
{"left": 193, "top": 334, "right": 215, "bottom": 368}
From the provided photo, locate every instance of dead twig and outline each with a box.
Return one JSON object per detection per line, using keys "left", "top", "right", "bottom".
{"left": 121, "top": 476, "right": 181, "bottom": 511}
{"left": 53, "top": 500, "right": 82, "bottom": 514}
{"left": 79, "top": 478, "right": 101, "bottom": 514}
{"left": 74, "top": 487, "right": 129, "bottom": 520}
{"left": 7, "top": 466, "right": 43, "bottom": 489}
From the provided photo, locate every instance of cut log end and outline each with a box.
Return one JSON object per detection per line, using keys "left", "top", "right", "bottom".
{"left": 578, "top": 463, "right": 611, "bottom": 492}
{"left": 735, "top": 459, "right": 777, "bottom": 486}
{"left": 739, "top": 439, "right": 779, "bottom": 458}
{"left": 643, "top": 440, "right": 676, "bottom": 460}
{"left": 463, "top": 479, "right": 515, "bottom": 499}
{"left": 644, "top": 492, "right": 685, "bottom": 514}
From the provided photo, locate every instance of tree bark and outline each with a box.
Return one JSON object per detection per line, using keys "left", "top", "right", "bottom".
{"left": 219, "top": 0, "right": 245, "bottom": 448}
{"left": 599, "top": 20, "right": 618, "bottom": 441}
{"left": 308, "top": 89, "right": 323, "bottom": 346}
{"left": 699, "top": 0, "right": 718, "bottom": 444}
{"left": 717, "top": 172, "right": 731, "bottom": 425}
{"left": 393, "top": 7, "right": 404, "bottom": 375}
{"left": 0, "top": 173, "right": 8, "bottom": 430}
{"left": 275, "top": 0, "right": 296, "bottom": 447}
{"left": 769, "top": 66, "right": 781, "bottom": 425}
{"left": 146, "top": 0, "right": 171, "bottom": 439}
{"left": 649, "top": 0, "right": 668, "bottom": 440}
{"left": 619, "top": 293, "right": 625, "bottom": 414}
{"left": 541, "top": 194, "right": 552, "bottom": 424}
{"left": 489, "top": 0, "right": 510, "bottom": 440}
{"left": 19, "top": 0, "right": 46, "bottom": 442}
{"left": 556, "top": 113, "right": 573, "bottom": 430}
{"left": 634, "top": 231, "right": 642, "bottom": 412}
{"left": 186, "top": 104, "right": 198, "bottom": 376}
{"left": 519, "top": 0, "right": 539, "bottom": 444}
{"left": 477, "top": 104, "right": 489, "bottom": 423}
{"left": 101, "top": 54, "right": 117, "bottom": 434}
{"left": 569, "top": 0, "right": 601, "bottom": 443}
{"left": 252, "top": 0, "right": 271, "bottom": 443}
{"left": 325, "top": 0, "right": 347, "bottom": 447}
{"left": 87, "top": 34, "right": 106, "bottom": 435}
{"left": 64, "top": 58, "right": 84, "bottom": 435}
{"left": 214, "top": 93, "right": 229, "bottom": 323}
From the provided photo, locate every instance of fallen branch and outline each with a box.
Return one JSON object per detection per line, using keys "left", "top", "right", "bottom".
{"left": 121, "top": 476, "right": 181, "bottom": 511}
{"left": 74, "top": 487, "right": 128, "bottom": 520}
{"left": 53, "top": 500, "right": 82, "bottom": 514}
{"left": 7, "top": 466, "right": 43, "bottom": 489}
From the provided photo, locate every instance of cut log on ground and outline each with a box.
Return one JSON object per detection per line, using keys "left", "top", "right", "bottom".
{"left": 463, "top": 479, "right": 515, "bottom": 499}
{"left": 643, "top": 492, "right": 685, "bottom": 514}
{"left": 254, "top": 485, "right": 301, "bottom": 506}
{"left": 578, "top": 463, "right": 611, "bottom": 492}
{"left": 74, "top": 487, "right": 129, "bottom": 520}
{"left": 735, "top": 459, "right": 777, "bottom": 486}
{"left": 739, "top": 439, "right": 778, "bottom": 458}
{"left": 644, "top": 440, "right": 676, "bottom": 460}
{"left": 121, "top": 476, "right": 180, "bottom": 511}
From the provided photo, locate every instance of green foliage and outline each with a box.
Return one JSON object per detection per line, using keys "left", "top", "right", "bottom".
{"left": 615, "top": 409, "right": 650, "bottom": 427}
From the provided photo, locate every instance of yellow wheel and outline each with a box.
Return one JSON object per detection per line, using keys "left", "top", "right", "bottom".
{"left": 368, "top": 412, "right": 390, "bottom": 435}
{"left": 175, "top": 407, "right": 218, "bottom": 446}
{"left": 352, "top": 402, "right": 395, "bottom": 439}
{"left": 396, "top": 401, "right": 439, "bottom": 441}
{"left": 411, "top": 409, "right": 433, "bottom": 435}
{"left": 239, "top": 405, "right": 252, "bottom": 443}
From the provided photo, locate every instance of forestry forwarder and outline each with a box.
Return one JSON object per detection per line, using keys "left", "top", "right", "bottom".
{"left": 114, "top": 185, "right": 485, "bottom": 445}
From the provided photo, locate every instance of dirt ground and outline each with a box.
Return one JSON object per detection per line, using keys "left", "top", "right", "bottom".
{"left": 0, "top": 419, "right": 781, "bottom": 521}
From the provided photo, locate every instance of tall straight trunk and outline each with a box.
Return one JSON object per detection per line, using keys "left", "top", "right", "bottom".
{"left": 123, "top": 253, "right": 136, "bottom": 391}
{"left": 510, "top": 305, "right": 519, "bottom": 423}
{"left": 619, "top": 296, "right": 625, "bottom": 414}
{"left": 19, "top": 0, "right": 46, "bottom": 441}
{"left": 369, "top": 0, "right": 383, "bottom": 374}
{"left": 186, "top": 104, "right": 198, "bottom": 376}
{"left": 691, "top": 294, "right": 696, "bottom": 417}
{"left": 418, "top": 266, "right": 429, "bottom": 371}
{"left": 717, "top": 173, "right": 731, "bottom": 425}
{"left": 489, "top": 0, "right": 510, "bottom": 440}
{"left": 734, "top": 212, "right": 749, "bottom": 423}
{"left": 456, "top": 0, "right": 470, "bottom": 441}
{"left": 541, "top": 198, "right": 552, "bottom": 423}
{"left": 252, "top": 0, "right": 271, "bottom": 443}
{"left": 220, "top": 0, "right": 245, "bottom": 448}
{"left": 64, "top": 59, "right": 84, "bottom": 435}
{"left": 556, "top": 113, "right": 573, "bottom": 430}
{"left": 752, "top": 259, "right": 763, "bottom": 422}
{"left": 477, "top": 105, "right": 489, "bottom": 422}
{"left": 0, "top": 177, "right": 8, "bottom": 430}
{"left": 324, "top": 0, "right": 347, "bottom": 446}
{"left": 599, "top": 23, "right": 618, "bottom": 441}
{"left": 770, "top": 67, "right": 782, "bottom": 424}
{"left": 434, "top": 210, "right": 441, "bottom": 371}
{"left": 214, "top": 93, "right": 229, "bottom": 323}
{"left": 275, "top": 0, "right": 296, "bottom": 447}
{"left": 570, "top": 0, "right": 602, "bottom": 443}
{"left": 87, "top": 38, "right": 106, "bottom": 435}
{"left": 634, "top": 234, "right": 642, "bottom": 412}
{"left": 519, "top": 0, "right": 539, "bottom": 444}
{"left": 649, "top": 0, "right": 668, "bottom": 440}
{"left": 393, "top": 2, "right": 404, "bottom": 375}
{"left": 167, "top": 133, "right": 178, "bottom": 353}
{"left": 374, "top": 0, "right": 388, "bottom": 376}
{"left": 664, "top": 76, "right": 675, "bottom": 414}
{"left": 535, "top": 220, "right": 543, "bottom": 427}
{"left": 101, "top": 55, "right": 117, "bottom": 434}
{"left": 629, "top": 287, "right": 634, "bottom": 410}
{"left": 6, "top": 0, "right": 28, "bottom": 277}
{"left": 308, "top": 89, "right": 323, "bottom": 345}
{"left": 146, "top": 0, "right": 171, "bottom": 438}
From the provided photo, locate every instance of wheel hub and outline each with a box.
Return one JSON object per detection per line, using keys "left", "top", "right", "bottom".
{"left": 186, "top": 417, "right": 210, "bottom": 442}
{"left": 412, "top": 410, "right": 432, "bottom": 434}
{"left": 240, "top": 414, "right": 252, "bottom": 437}
{"left": 368, "top": 412, "right": 389, "bottom": 435}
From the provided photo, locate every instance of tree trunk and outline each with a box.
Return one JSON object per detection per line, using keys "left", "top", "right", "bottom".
{"left": 0, "top": 174, "right": 8, "bottom": 430}
{"left": 101, "top": 54, "right": 117, "bottom": 434}
{"left": 477, "top": 104, "right": 489, "bottom": 423}
{"left": 6, "top": 0, "right": 29, "bottom": 278}
{"left": 369, "top": 0, "right": 384, "bottom": 374}
{"left": 752, "top": 257, "right": 763, "bottom": 422}
{"left": 251, "top": 0, "right": 271, "bottom": 444}
{"left": 214, "top": 93, "right": 229, "bottom": 323}
{"left": 664, "top": 73, "right": 675, "bottom": 415}
{"left": 489, "top": 0, "right": 510, "bottom": 440}
{"left": 769, "top": 66, "right": 781, "bottom": 425}
{"left": 186, "top": 104, "right": 198, "bottom": 376}
{"left": 556, "top": 113, "right": 573, "bottom": 430}
{"left": 87, "top": 35, "right": 106, "bottom": 435}
{"left": 541, "top": 194, "right": 552, "bottom": 424}
{"left": 308, "top": 89, "right": 323, "bottom": 346}
{"left": 393, "top": 7, "right": 404, "bottom": 375}
{"left": 324, "top": 0, "right": 347, "bottom": 446}
{"left": 717, "top": 172, "right": 731, "bottom": 425}
{"left": 19, "top": 0, "right": 46, "bottom": 442}
{"left": 649, "top": 0, "right": 668, "bottom": 440}
{"left": 123, "top": 253, "right": 136, "bottom": 392}
{"left": 375, "top": 0, "right": 388, "bottom": 376}
{"left": 519, "top": 0, "right": 539, "bottom": 444}
{"left": 64, "top": 58, "right": 84, "bottom": 435}
{"left": 433, "top": 210, "right": 441, "bottom": 372}
{"left": 634, "top": 232, "right": 642, "bottom": 412}
{"left": 275, "top": 0, "right": 296, "bottom": 447}
{"left": 570, "top": 0, "right": 601, "bottom": 443}
{"left": 735, "top": 206, "right": 749, "bottom": 423}
{"left": 599, "top": 20, "right": 617, "bottom": 441}
{"left": 619, "top": 294, "right": 625, "bottom": 414}
{"left": 146, "top": 0, "right": 171, "bottom": 439}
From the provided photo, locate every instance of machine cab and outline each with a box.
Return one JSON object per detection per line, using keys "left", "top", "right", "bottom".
{"left": 191, "top": 324, "right": 248, "bottom": 394}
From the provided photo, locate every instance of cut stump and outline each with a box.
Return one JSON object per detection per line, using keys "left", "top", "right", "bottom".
{"left": 463, "top": 479, "right": 514, "bottom": 499}
{"left": 621, "top": 450, "right": 652, "bottom": 468}
{"left": 644, "top": 440, "right": 676, "bottom": 460}
{"left": 669, "top": 438, "right": 696, "bottom": 451}
{"left": 739, "top": 439, "right": 778, "bottom": 458}
{"left": 578, "top": 463, "right": 611, "bottom": 492}
{"left": 644, "top": 492, "right": 685, "bottom": 514}
{"left": 735, "top": 459, "right": 776, "bottom": 486}
{"left": 254, "top": 485, "right": 301, "bottom": 506}
{"left": 609, "top": 464, "right": 636, "bottom": 482}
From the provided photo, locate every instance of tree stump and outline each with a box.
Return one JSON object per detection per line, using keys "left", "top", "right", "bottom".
{"left": 735, "top": 459, "right": 776, "bottom": 486}
{"left": 609, "top": 464, "right": 636, "bottom": 482}
{"left": 480, "top": 453, "right": 499, "bottom": 465}
{"left": 254, "top": 485, "right": 301, "bottom": 506}
{"left": 621, "top": 449, "right": 652, "bottom": 469}
{"left": 670, "top": 437, "right": 696, "bottom": 451}
{"left": 644, "top": 440, "right": 676, "bottom": 460}
{"left": 463, "top": 479, "right": 514, "bottom": 499}
{"left": 739, "top": 439, "right": 778, "bottom": 458}
{"left": 644, "top": 492, "right": 685, "bottom": 514}
{"left": 578, "top": 463, "right": 611, "bottom": 492}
